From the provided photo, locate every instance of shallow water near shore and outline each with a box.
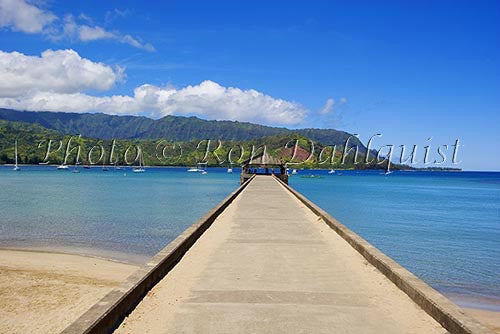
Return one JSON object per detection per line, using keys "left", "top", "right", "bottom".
{"left": 0, "top": 166, "right": 499, "bottom": 311}
{"left": 0, "top": 166, "right": 240, "bottom": 260}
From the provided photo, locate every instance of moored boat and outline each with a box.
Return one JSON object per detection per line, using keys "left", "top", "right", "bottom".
{"left": 13, "top": 140, "right": 20, "bottom": 171}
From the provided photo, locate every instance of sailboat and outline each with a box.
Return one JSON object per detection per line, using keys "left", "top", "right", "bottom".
{"left": 328, "top": 169, "right": 335, "bottom": 174}
{"left": 291, "top": 169, "right": 298, "bottom": 175}
{"left": 187, "top": 162, "right": 205, "bottom": 172}
{"left": 187, "top": 162, "right": 207, "bottom": 173}
{"left": 57, "top": 150, "right": 68, "bottom": 169}
{"left": 132, "top": 150, "right": 145, "bottom": 173}
{"left": 13, "top": 140, "right": 20, "bottom": 171}
{"left": 199, "top": 162, "right": 208, "bottom": 174}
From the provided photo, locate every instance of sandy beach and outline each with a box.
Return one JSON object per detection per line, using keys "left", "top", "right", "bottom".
{"left": 0, "top": 248, "right": 138, "bottom": 334}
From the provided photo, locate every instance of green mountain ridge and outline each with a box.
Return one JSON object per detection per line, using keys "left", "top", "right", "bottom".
{"left": 0, "top": 108, "right": 366, "bottom": 150}
{"left": 0, "top": 118, "right": 395, "bottom": 169}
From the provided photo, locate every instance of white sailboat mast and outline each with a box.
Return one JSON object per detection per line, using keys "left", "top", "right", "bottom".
{"left": 14, "top": 140, "right": 18, "bottom": 167}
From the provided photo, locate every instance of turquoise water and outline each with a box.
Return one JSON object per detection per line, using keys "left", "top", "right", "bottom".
{"left": 291, "top": 170, "right": 500, "bottom": 310}
{"left": 0, "top": 166, "right": 240, "bottom": 261}
{"left": 0, "top": 167, "right": 498, "bottom": 310}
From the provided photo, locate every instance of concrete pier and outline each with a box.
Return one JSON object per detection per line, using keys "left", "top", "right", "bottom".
{"left": 112, "top": 176, "right": 449, "bottom": 333}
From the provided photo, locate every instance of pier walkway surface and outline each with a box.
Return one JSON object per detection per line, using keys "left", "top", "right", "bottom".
{"left": 115, "top": 175, "right": 447, "bottom": 334}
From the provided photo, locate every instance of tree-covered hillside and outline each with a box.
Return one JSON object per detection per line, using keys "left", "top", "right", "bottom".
{"left": 0, "top": 109, "right": 366, "bottom": 150}
{"left": 0, "top": 119, "right": 397, "bottom": 169}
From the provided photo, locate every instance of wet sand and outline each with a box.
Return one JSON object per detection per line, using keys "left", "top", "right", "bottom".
{"left": 0, "top": 248, "right": 138, "bottom": 334}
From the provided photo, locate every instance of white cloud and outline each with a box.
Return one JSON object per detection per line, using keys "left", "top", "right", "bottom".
{"left": 121, "top": 34, "right": 155, "bottom": 52}
{"left": 0, "top": 86, "right": 306, "bottom": 128}
{"left": 0, "top": 48, "right": 306, "bottom": 125}
{"left": 0, "top": 0, "right": 56, "bottom": 33}
{"left": 78, "top": 25, "right": 115, "bottom": 41}
{"left": 0, "top": 0, "right": 154, "bottom": 51}
{"left": 60, "top": 14, "right": 155, "bottom": 51}
{"left": 134, "top": 81, "right": 306, "bottom": 124}
{"left": 320, "top": 98, "right": 334, "bottom": 114}
{"left": 320, "top": 97, "right": 347, "bottom": 115}
{"left": 0, "top": 49, "right": 123, "bottom": 97}
{"left": 0, "top": 81, "right": 306, "bottom": 125}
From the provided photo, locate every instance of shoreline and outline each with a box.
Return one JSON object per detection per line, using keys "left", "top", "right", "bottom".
{"left": 445, "top": 292, "right": 500, "bottom": 312}
{"left": 0, "top": 244, "right": 149, "bottom": 265}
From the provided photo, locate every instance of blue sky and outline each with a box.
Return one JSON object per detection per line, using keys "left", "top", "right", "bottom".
{"left": 0, "top": 0, "right": 498, "bottom": 170}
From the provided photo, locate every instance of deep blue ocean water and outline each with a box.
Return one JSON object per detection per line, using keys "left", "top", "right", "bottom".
{"left": 0, "top": 166, "right": 498, "bottom": 309}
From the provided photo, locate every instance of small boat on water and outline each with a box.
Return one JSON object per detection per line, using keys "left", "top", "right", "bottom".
{"left": 328, "top": 169, "right": 335, "bottom": 174}
{"left": 38, "top": 161, "right": 49, "bottom": 165}
{"left": 200, "top": 162, "right": 208, "bottom": 174}
{"left": 291, "top": 169, "right": 298, "bottom": 175}
{"left": 57, "top": 150, "right": 68, "bottom": 169}
{"left": 132, "top": 149, "right": 146, "bottom": 173}
{"left": 187, "top": 162, "right": 207, "bottom": 173}
{"left": 83, "top": 165, "right": 91, "bottom": 169}
{"left": 227, "top": 163, "right": 233, "bottom": 173}
{"left": 13, "top": 140, "right": 20, "bottom": 171}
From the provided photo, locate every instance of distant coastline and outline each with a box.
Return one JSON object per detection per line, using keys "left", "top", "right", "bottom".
{"left": 1, "top": 110, "right": 462, "bottom": 172}
{"left": 0, "top": 163, "right": 462, "bottom": 172}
